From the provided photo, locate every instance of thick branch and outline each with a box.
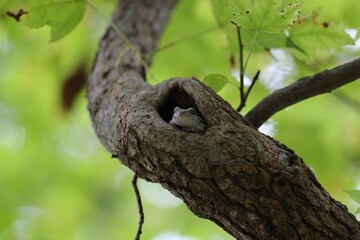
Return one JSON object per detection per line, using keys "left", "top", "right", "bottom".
{"left": 245, "top": 58, "right": 360, "bottom": 128}
{"left": 87, "top": 0, "right": 360, "bottom": 239}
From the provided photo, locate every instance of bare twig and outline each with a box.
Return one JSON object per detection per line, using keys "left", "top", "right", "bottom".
{"left": 232, "top": 23, "right": 260, "bottom": 112}
{"left": 245, "top": 70, "right": 260, "bottom": 101}
{"left": 132, "top": 174, "right": 144, "bottom": 240}
{"left": 232, "top": 23, "right": 245, "bottom": 112}
{"left": 245, "top": 58, "right": 360, "bottom": 128}
{"left": 237, "top": 70, "right": 260, "bottom": 112}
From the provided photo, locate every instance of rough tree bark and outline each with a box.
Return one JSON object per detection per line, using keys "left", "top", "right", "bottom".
{"left": 87, "top": 0, "right": 360, "bottom": 239}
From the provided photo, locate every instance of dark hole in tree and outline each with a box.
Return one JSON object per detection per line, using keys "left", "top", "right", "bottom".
{"left": 158, "top": 86, "right": 201, "bottom": 122}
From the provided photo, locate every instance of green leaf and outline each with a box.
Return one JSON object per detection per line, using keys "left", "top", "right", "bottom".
{"left": 288, "top": 18, "right": 354, "bottom": 61}
{"left": 211, "top": 1, "right": 289, "bottom": 53}
{"left": 286, "top": 38, "right": 306, "bottom": 54}
{"left": 344, "top": 190, "right": 360, "bottom": 204}
{"left": 211, "top": 0, "right": 240, "bottom": 53}
{"left": 211, "top": 0, "right": 231, "bottom": 27}
{"left": 356, "top": 207, "right": 360, "bottom": 214}
{"left": 230, "top": 0, "right": 303, "bottom": 33}
{"left": 242, "top": 29, "right": 287, "bottom": 51}
{"left": 203, "top": 74, "right": 228, "bottom": 92}
{"left": 21, "top": 0, "right": 86, "bottom": 42}
{"left": 355, "top": 30, "right": 360, "bottom": 41}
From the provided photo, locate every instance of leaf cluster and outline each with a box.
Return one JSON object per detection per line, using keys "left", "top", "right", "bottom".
{"left": 204, "top": 0, "right": 354, "bottom": 93}
{"left": 212, "top": 0, "right": 353, "bottom": 58}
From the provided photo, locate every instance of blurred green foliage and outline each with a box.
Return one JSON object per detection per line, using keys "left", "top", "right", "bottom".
{"left": 0, "top": 0, "right": 359, "bottom": 239}
{"left": 20, "top": 0, "right": 86, "bottom": 42}
{"left": 345, "top": 190, "right": 360, "bottom": 213}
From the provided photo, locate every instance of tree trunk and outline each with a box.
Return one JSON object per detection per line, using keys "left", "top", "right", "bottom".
{"left": 87, "top": 0, "right": 360, "bottom": 239}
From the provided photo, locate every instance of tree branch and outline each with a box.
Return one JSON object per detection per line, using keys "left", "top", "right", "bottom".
{"left": 87, "top": 0, "right": 360, "bottom": 239}
{"left": 245, "top": 58, "right": 360, "bottom": 128}
{"left": 234, "top": 23, "right": 246, "bottom": 112}
{"left": 132, "top": 174, "right": 144, "bottom": 240}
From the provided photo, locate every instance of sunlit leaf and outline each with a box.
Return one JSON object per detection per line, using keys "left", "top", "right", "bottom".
{"left": 230, "top": 0, "right": 303, "bottom": 33}
{"left": 242, "top": 29, "right": 287, "bottom": 51}
{"left": 211, "top": 0, "right": 289, "bottom": 53}
{"left": 286, "top": 38, "right": 305, "bottom": 53}
{"left": 211, "top": 0, "right": 240, "bottom": 54}
{"left": 345, "top": 190, "right": 360, "bottom": 204}
{"left": 288, "top": 16, "right": 354, "bottom": 60}
{"left": 211, "top": 0, "right": 231, "bottom": 27}
{"left": 203, "top": 74, "right": 228, "bottom": 92}
{"left": 21, "top": 0, "right": 86, "bottom": 42}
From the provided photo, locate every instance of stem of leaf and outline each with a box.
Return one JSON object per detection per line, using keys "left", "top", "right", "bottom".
{"left": 243, "top": 30, "right": 258, "bottom": 71}
{"left": 235, "top": 27, "right": 259, "bottom": 112}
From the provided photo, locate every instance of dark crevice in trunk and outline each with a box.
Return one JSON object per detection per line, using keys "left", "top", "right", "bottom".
{"left": 157, "top": 85, "right": 203, "bottom": 122}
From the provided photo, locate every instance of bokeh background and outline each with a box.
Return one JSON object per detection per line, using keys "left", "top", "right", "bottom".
{"left": 1, "top": 0, "right": 360, "bottom": 239}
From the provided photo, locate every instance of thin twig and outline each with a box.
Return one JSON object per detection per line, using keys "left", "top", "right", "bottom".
{"left": 237, "top": 70, "right": 260, "bottom": 112}
{"left": 245, "top": 70, "right": 260, "bottom": 102}
{"left": 132, "top": 174, "right": 144, "bottom": 240}
{"left": 232, "top": 23, "right": 245, "bottom": 112}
